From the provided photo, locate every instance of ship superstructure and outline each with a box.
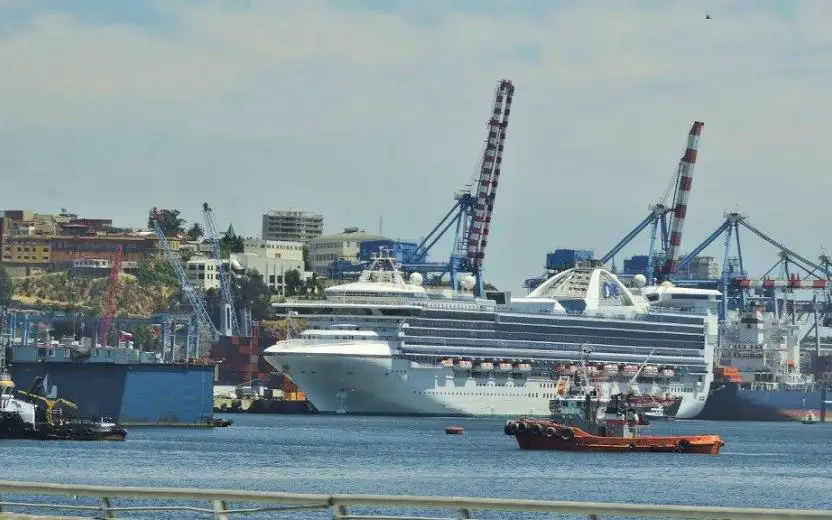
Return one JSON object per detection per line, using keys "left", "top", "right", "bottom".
{"left": 264, "top": 253, "right": 715, "bottom": 418}
{"left": 696, "top": 304, "right": 829, "bottom": 421}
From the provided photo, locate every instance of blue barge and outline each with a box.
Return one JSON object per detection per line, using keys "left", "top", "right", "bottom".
{"left": 6, "top": 344, "right": 214, "bottom": 426}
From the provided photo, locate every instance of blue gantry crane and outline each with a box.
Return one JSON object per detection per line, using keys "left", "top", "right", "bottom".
{"left": 202, "top": 202, "right": 239, "bottom": 337}
{"left": 401, "top": 79, "right": 515, "bottom": 296}
{"left": 149, "top": 211, "right": 221, "bottom": 343}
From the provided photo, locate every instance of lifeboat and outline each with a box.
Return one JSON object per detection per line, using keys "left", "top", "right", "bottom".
{"left": 453, "top": 359, "right": 473, "bottom": 371}
{"left": 660, "top": 366, "right": 676, "bottom": 378}
{"left": 473, "top": 361, "right": 494, "bottom": 373}
{"left": 495, "top": 362, "right": 513, "bottom": 372}
{"left": 603, "top": 364, "right": 619, "bottom": 376}
{"left": 641, "top": 365, "right": 659, "bottom": 378}
{"left": 439, "top": 358, "right": 454, "bottom": 368}
{"left": 513, "top": 363, "right": 532, "bottom": 374}
{"left": 621, "top": 364, "right": 639, "bottom": 376}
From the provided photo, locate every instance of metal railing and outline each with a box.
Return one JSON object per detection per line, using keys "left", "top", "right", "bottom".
{"left": 0, "top": 480, "right": 830, "bottom": 520}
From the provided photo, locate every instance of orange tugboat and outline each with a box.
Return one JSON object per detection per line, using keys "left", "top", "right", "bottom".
{"left": 504, "top": 360, "right": 724, "bottom": 455}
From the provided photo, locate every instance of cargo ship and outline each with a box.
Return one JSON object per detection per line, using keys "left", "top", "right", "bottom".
{"left": 5, "top": 340, "right": 214, "bottom": 426}
{"left": 695, "top": 304, "right": 829, "bottom": 422}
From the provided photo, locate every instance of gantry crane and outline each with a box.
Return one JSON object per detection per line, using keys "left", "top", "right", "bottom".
{"left": 149, "top": 211, "right": 221, "bottom": 343}
{"left": 404, "top": 79, "right": 515, "bottom": 295}
{"left": 202, "top": 202, "right": 239, "bottom": 336}
{"left": 600, "top": 121, "right": 704, "bottom": 282}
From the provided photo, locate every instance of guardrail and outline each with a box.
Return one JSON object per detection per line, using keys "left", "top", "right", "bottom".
{"left": 0, "top": 481, "right": 831, "bottom": 519}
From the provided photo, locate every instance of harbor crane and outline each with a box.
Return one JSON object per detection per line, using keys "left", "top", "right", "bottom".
{"left": 202, "top": 202, "right": 239, "bottom": 336}
{"left": 96, "top": 244, "right": 123, "bottom": 347}
{"left": 149, "top": 211, "right": 221, "bottom": 344}
{"left": 600, "top": 121, "right": 704, "bottom": 283}
{"left": 404, "top": 79, "right": 515, "bottom": 296}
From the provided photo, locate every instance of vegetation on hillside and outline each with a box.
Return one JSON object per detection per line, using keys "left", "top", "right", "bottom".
{"left": 9, "top": 259, "right": 182, "bottom": 316}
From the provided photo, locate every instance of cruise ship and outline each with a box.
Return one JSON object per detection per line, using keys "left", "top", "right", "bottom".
{"left": 263, "top": 254, "right": 717, "bottom": 418}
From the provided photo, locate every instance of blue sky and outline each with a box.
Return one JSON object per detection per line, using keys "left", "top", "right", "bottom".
{"left": 0, "top": 0, "right": 830, "bottom": 290}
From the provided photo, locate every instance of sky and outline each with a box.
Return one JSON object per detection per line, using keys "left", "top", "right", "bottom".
{"left": 1, "top": 0, "right": 830, "bottom": 291}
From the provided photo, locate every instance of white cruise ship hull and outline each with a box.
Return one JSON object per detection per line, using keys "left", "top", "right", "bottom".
{"left": 264, "top": 341, "right": 710, "bottom": 419}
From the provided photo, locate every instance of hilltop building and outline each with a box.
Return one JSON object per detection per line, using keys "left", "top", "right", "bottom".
{"left": 261, "top": 210, "right": 323, "bottom": 244}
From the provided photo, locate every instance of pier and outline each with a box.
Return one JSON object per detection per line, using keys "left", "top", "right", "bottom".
{"left": 0, "top": 480, "right": 830, "bottom": 519}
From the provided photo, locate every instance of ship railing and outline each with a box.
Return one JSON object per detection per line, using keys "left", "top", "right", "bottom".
{"left": 0, "top": 481, "right": 830, "bottom": 520}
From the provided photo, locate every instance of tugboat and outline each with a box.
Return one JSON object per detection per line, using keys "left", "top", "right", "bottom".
{"left": 503, "top": 362, "right": 724, "bottom": 455}
{"left": 0, "top": 369, "right": 127, "bottom": 441}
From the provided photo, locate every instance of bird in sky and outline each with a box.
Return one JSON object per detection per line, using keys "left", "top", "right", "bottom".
{"left": 705, "top": 14, "right": 712, "bottom": 20}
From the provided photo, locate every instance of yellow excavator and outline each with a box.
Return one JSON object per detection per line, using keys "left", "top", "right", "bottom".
{"left": 17, "top": 390, "right": 78, "bottom": 426}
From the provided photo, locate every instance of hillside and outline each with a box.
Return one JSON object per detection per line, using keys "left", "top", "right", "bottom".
{"left": 11, "top": 261, "right": 181, "bottom": 317}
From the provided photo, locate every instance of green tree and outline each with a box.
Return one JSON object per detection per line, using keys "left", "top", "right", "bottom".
{"left": 0, "top": 264, "right": 12, "bottom": 306}
{"left": 136, "top": 259, "right": 179, "bottom": 288}
{"left": 233, "top": 269, "right": 272, "bottom": 322}
{"left": 284, "top": 269, "right": 303, "bottom": 296}
{"left": 220, "top": 233, "right": 244, "bottom": 258}
{"left": 148, "top": 207, "right": 186, "bottom": 237}
{"left": 186, "top": 223, "right": 204, "bottom": 241}
{"left": 302, "top": 244, "right": 310, "bottom": 271}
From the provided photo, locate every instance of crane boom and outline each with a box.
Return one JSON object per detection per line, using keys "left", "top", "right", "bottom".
{"left": 150, "top": 214, "right": 220, "bottom": 343}
{"left": 202, "top": 202, "right": 239, "bottom": 336}
{"left": 660, "top": 121, "right": 704, "bottom": 278}
{"left": 97, "top": 244, "right": 124, "bottom": 347}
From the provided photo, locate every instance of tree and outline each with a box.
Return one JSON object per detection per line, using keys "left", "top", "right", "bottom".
{"left": 0, "top": 264, "right": 12, "bottom": 307}
{"left": 233, "top": 269, "right": 272, "bottom": 322}
{"left": 186, "top": 223, "right": 204, "bottom": 241}
{"left": 220, "top": 234, "right": 244, "bottom": 258}
{"left": 148, "top": 207, "right": 186, "bottom": 237}
{"left": 302, "top": 244, "right": 310, "bottom": 271}
{"left": 284, "top": 269, "right": 304, "bottom": 296}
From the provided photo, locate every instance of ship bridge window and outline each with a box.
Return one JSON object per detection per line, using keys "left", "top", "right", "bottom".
{"left": 670, "top": 294, "right": 712, "bottom": 300}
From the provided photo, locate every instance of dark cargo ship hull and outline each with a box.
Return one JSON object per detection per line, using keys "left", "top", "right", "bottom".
{"left": 696, "top": 381, "right": 828, "bottom": 422}
{"left": 9, "top": 363, "right": 214, "bottom": 426}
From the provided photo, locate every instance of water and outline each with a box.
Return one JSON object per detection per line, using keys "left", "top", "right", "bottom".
{"left": 2, "top": 414, "right": 831, "bottom": 518}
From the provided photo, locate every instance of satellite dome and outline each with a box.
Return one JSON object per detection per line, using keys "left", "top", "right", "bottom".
{"left": 633, "top": 274, "right": 647, "bottom": 288}
{"left": 408, "top": 272, "right": 424, "bottom": 286}
{"left": 460, "top": 275, "right": 476, "bottom": 291}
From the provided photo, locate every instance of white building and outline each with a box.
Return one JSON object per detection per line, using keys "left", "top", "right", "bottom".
{"left": 308, "top": 227, "right": 386, "bottom": 276}
{"left": 186, "top": 256, "right": 221, "bottom": 290}
{"left": 231, "top": 252, "right": 306, "bottom": 296}
{"left": 243, "top": 238, "right": 304, "bottom": 262}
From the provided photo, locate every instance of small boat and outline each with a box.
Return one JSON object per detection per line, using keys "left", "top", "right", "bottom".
{"left": 504, "top": 371, "right": 723, "bottom": 455}
{"left": 205, "top": 417, "right": 233, "bottom": 428}
{"left": 643, "top": 405, "right": 674, "bottom": 421}
{"left": 802, "top": 411, "right": 818, "bottom": 425}
{"left": 445, "top": 425, "right": 464, "bottom": 435}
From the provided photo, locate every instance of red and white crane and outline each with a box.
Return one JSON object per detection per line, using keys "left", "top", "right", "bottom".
{"left": 660, "top": 121, "right": 704, "bottom": 278}
{"left": 97, "top": 244, "right": 124, "bottom": 347}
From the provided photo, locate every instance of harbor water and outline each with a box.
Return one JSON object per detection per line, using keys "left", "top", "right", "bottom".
{"left": 2, "top": 414, "right": 831, "bottom": 518}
